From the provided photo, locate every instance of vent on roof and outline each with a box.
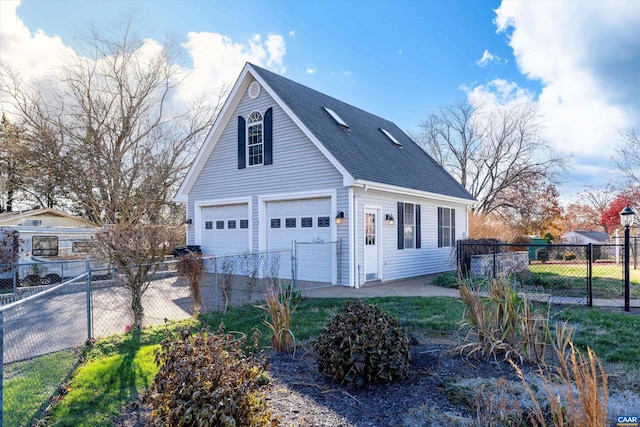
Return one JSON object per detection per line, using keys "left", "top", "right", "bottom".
{"left": 248, "top": 81, "right": 261, "bottom": 99}
{"left": 323, "top": 107, "right": 349, "bottom": 129}
{"left": 380, "top": 128, "right": 402, "bottom": 146}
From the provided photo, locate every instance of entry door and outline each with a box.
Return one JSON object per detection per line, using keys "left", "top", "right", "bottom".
{"left": 364, "top": 209, "right": 379, "bottom": 281}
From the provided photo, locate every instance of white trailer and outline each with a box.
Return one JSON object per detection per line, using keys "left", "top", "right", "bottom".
{"left": 3, "top": 225, "right": 98, "bottom": 286}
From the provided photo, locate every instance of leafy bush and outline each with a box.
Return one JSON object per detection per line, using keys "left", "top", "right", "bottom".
{"left": 314, "top": 300, "right": 411, "bottom": 388}
{"left": 563, "top": 251, "right": 577, "bottom": 261}
{"left": 146, "top": 324, "right": 275, "bottom": 427}
{"left": 432, "top": 271, "right": 460, "bottom": 288}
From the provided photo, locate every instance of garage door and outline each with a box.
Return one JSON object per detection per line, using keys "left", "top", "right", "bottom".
{"left": 266, "top": 198, "right": 332, "bottom": 283}
{"left": 201, "top": 204, "right": 249, "bottom": 256}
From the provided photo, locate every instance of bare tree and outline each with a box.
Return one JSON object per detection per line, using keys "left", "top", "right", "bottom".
{"left": 614, "top": 130, "right": 640, "bottom": 186}
{"left": 91, "top": 224, "right": 180, "bottom": 331}
{"left": 0, "top": 18, "right": 227, "bottom": 224}
{"left": 416, "top": 100, "right": 567, "bottom": 217}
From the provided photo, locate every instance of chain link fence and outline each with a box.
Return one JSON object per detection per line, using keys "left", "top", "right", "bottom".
{"left": 457, "top": 241, "right": 640, "bottom": 307}
{"left": 1, "top": 241, "right": 343, "bottom": 425}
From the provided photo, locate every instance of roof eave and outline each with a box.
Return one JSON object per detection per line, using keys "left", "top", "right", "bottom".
{"left": 351, "top": 180, "right": 477, "bottom": 206}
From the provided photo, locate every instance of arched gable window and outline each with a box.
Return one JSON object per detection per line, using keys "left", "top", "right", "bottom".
{"left": 237, "top": 107, "right": 272, "bottom": 169}
{"left": 247, "top": 111, "right": 263, "bottom": 166}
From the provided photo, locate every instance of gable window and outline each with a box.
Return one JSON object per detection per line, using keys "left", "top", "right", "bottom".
{"left": 396, "top": 202, "right": 421, "bottom": 250}
{"left": 247, "top": 111, "right": 263, "bottom": 166}
{"left": 438, "top": 207, "right": 456, "bottom": 248}
{"left": 238, "top": 108, "right": 272, "bottom": 169}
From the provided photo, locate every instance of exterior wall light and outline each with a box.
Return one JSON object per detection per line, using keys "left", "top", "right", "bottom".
{"left": 335, "top": 211, "right": 345, "bottom": 225}
{"left": 385, "top": 213, "right": 395, "bottom": 225}
{"left": 184, "top": 218, "right": 193, "bottom": 226}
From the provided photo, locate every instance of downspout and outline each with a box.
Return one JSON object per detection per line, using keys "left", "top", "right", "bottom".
{"left": 353, "top": 184, "right": 368, "bottom": 289}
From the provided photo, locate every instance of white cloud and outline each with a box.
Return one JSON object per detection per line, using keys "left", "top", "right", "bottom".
{"left": 476, "top": 49, "right": 500, "bottom": 67}
{"left": 288, "top": 30, "right": 295, "bottom": 38}
{"left": 306, "top": 66, "right": 316, "bottom": 75}
{"left": 0, "top": 0, "right": 75, "bottom": 80}
{"left": 0, "top": 0, "right": 288, "bottom": 115}
{"left": 493, "top": 1, "right": 640, "bottom": 157}
{"left": 465, "top": 79, "right": 534, "bottom": 109}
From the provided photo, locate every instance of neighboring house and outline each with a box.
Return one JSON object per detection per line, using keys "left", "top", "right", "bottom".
{"left": 563, "top": 231, "right": 610, "bottom": 245}
{"left": 176, "top": 63, "right": 476, "bottom": 288}
{"left": 0, "top": 207, "right": 97, "bottom": 228}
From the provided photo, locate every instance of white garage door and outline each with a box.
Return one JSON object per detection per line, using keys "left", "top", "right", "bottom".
{"left": 201, "top": 204, "right": 249, "bottom": 256}
{"left": 266, "top": 198, "right": 332, "bottom": 283}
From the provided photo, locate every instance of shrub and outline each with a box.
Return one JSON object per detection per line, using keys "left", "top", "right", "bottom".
{"left": 176, "top": 251, "right": 205, "bottom": 311}
{"left": 314, "top": 300, "right": 411, "bottom": 388}
{"left": 146, "top": 324, "right": 275, "bottom": 427}
{"left": 432, "top": 271, "right": 460, "bottom": 288}
{"left": 563, "top": 251, "right": 577, "bottom": 261}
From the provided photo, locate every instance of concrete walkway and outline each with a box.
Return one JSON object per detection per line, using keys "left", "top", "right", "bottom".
{"left": 303, "top": 274, "right": 640, "bottom": 310}
{"left": 303, "top": 274, "right": 459, "bottom": 299}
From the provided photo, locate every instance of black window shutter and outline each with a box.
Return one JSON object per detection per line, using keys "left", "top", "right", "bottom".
{"left": 437, "top": 207, "right": 443, "bottom": 248}
{"left": 415, "top": 204, "right": 421, "bottom": 249}
{"left": 237, "top": 116, "right": 246, "bottom": 169}
{"left": 397, "top": 202, "right": 404, "bottom": 250}
{"left": 451, "top": 208, "right": 456, "bottom": 245}
{"left": 264, "top": 107, "right": 273, "bottom": 165}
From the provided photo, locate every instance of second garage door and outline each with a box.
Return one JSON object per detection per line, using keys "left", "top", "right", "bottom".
{"left": 266, "top": 198, "right": 333, "bottom": 283}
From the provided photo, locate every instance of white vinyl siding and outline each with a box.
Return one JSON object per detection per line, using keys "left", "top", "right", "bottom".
{"left": 187, "top": 82, "right": 349, "bottom": 279}
{"left": 356, "top": 189, "right": 468, "bottom": 283}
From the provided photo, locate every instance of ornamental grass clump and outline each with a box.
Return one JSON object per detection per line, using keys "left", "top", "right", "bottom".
{"left": 511, "top": 323, "right": 609, "bottom": 427}
{"left": 145, "top": 324, "right": 275, "bottom": 427}
{"left": 176, "top": 251, "right": 205, "bottom": 311}
{"left": 457, "top": 278, "right": 549, "bottom": 365}
{"left": 314, "top": 300, "right": 411, "bottom": 388}
{"left": 256, "top": 282, "right": 296, "bottom": 353}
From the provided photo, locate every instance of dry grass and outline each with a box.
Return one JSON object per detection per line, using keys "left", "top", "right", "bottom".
{"left": 257, "top": 283, "right": 295, "bottom": 353}
{"left": 175, "top": 252, "right": 205, "bottom": 311}
{"left": 457, "top": 278, "right": 549, "bottom": 365}
{"left": 512, "top": 323, "right": 608, "bottom": 427}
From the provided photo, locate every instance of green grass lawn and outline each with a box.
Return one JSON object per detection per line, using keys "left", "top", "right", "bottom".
{"left": 42, "top": 296, "right": 640, "bottom": 426}
{"left": 4, "top": 350, "right": 78, "bottom": 427}
{"left": 527, "top": 262, "right": 640, "bottom": 298}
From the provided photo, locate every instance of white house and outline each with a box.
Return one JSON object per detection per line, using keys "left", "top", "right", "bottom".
{"left": 176, "top": 63, "right": 476, "bottom": 288}
{"left": 563, "top": 231, "right": 610, "bottom": 245}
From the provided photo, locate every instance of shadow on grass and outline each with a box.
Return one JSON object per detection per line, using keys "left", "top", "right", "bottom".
{"left": 48, "top": 331, "right": 158, "bottom": 427}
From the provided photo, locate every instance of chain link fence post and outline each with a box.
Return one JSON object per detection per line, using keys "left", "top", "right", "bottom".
{"left": 85, "top": 260, "right": 93, "bottom": 340}
{"left": 291, "top": 240, "right": 297, "bottom": 290}
{"left": 587, "top": 244, "right": 593, "bottom": 307}
{"left": 1, "top": 309, "right": 4, "bottom": 427}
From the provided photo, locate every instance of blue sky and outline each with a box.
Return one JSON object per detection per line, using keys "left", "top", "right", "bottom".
{"left": 2, "top": 0, "right": 640, "bottom": 202}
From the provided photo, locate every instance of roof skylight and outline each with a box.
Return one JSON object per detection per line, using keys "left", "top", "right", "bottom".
{"left": 380, "top": 128, "right": 402, "bottom": 146}
{"left": 323, "top": 107, "right": 349, "bottom": 129}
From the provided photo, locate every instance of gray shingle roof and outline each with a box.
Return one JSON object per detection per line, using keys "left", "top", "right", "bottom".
{"left": 251, "top": 65, "right": 476, "bottom": 202}
{"left": 575, "top": 231, "right": 610, "bottom": 242}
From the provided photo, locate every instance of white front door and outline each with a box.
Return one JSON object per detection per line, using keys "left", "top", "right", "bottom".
{"left": 364, "top": 209, "right": 379, "bottom": 281}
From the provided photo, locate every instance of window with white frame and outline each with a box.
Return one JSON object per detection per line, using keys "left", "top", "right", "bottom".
{"left": 404, "top": 203, "right": 415, "bottom": 249}
{"left": 247, "top": 111, "right": 263, "bottom": 166}
{"left": 438, "top": 207, "right": 456, "bottom": 247}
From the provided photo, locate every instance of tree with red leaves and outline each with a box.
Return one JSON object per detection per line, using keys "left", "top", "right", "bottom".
{"left": 600, "top": 195, "right": 633, "bottom": 233}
